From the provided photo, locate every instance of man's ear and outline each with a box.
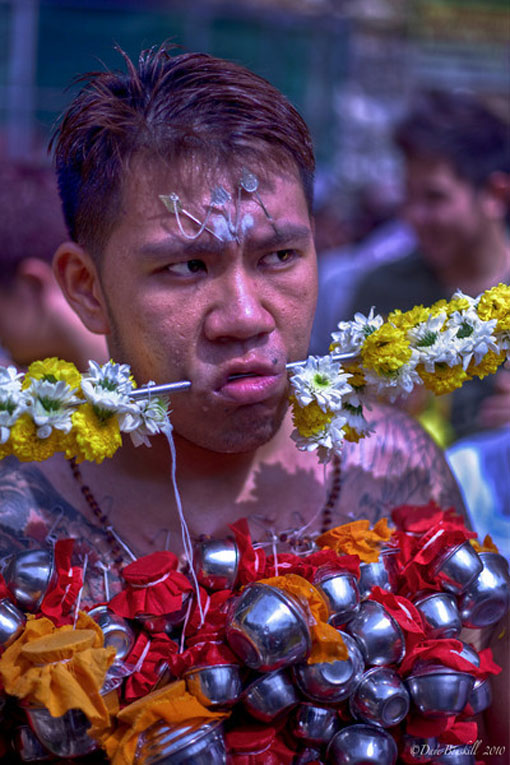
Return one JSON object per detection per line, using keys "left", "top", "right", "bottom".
{"left": 482, "top": 171, "right": 510, "bottom": 221}
{"left": 52, "top": 242, "right": 111, "bottom": 335}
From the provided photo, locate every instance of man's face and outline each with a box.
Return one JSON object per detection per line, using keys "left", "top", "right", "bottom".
{"left": 96, "top": 160, "right": 318, "bottom": 453}
{"left": 402, "top": 157, "right": 487, "bottom": 271}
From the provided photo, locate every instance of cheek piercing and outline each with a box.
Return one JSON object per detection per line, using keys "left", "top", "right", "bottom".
{"left": 129, "top": 351, "right": 359, "bottom": 399}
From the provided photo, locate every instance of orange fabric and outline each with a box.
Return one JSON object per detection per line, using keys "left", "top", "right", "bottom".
{"left": 471, "top": 535, "right": 499, "bottom": 553}
{"left": 258, "top": 574, "right": 347, "bottom": 663}
{"left": 316, "top": 519, "right": 393, "bottom": 562}
{"left": 0, "top": 613, "right": 116, "bottom": 727}
{"left": 97, "top": 680, "right": 226, "bottom": 765}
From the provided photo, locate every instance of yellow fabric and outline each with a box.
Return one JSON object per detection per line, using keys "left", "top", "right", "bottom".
{"left": 21, "top": 629, "right": 97, "bottom": 663}
{"left": 97, "top": 680, "right": 226, "bottom": 765}
{"left": 0, "top": 613, "right": 116, "bottom": 727}
{"left": 258, "top": 574, "right": 347, "bottom": 663}
{"left": 316, "top": 518, "right": 392, "bottom": 562}
{"left": 471, "top": 535, "right": 499, "bottom": 554}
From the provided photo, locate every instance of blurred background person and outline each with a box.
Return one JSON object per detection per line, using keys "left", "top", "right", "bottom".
{"left": 341, "top": 89, "right": 510, "bottom": 445}
{"left": 0, "top": 160, "right": 108, "bottom": 370}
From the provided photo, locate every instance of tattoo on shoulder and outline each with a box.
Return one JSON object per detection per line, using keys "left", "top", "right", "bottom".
{"left": 337, "top": 406, "right": 465, "bottom": 524}
{"left": 0, "top": 457, "right": 123, "bottom": 604}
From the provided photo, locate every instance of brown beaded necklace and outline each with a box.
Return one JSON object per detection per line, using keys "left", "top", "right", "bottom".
{"left": 68, "top": 457, "right": 124, "bottom": 566}
{"left": 67, "top": 451, "right": 342, "bottom": 561}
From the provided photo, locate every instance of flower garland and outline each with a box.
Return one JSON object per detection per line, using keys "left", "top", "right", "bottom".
{"left": 1, "top": 283, "right": 507, "bottom": 466}
{"left": 290, "top": 283, "right": 509, "bottom": 461}
{"left": 0, "top": 358, "right": 170, "bottom": 464}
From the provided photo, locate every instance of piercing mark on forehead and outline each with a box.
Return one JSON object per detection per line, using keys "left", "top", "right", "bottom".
{"left": 159, "top": 170, "right": 278, "bottom": 245}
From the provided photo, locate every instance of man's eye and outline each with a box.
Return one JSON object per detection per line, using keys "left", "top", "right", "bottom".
{"left": 166, "top": 259, "right": 207, "bottom": 276}
{"left": 262, "top": 249, "right": 298, "bottom": 266}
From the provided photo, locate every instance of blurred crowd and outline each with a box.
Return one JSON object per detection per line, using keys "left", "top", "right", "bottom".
{"left": 311, "top": 88, "right": 510, "bottom": 553}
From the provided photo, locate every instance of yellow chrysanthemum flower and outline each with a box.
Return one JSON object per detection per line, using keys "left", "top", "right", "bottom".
{"left": 361, "top": 324, "right": 412, "bottom": 376}
{"left": 477, "top": 283, "right": 510, "bottom": 332}
{"left": 446, "top": 296, "right": 472, "bottom": 315}
{"left": 290, "top": 397, "right": 334, "bottom": 438}
{"left": 387, "top": 305, "right": 430, "bottom": 331}
{"left": 10, "top": 414, "right": 62, "bottom": 462}
{"left": 346, "top": 364, "right": 366, "bottom": 388}
{"left": 0, "top": 439, "right": 12, "bottom": 460}
{"left": 430, "top": 298, "right": 449, "bottom": 315}
{"left": 24, "top": 358, "right": 82, "bottom": 391}
{"left": 418, "top": 363, "right": 470, "bottom": 395}
{"left": 468, "top": 350, "right": 506, "bottom": 380}
{"left": 342, "top": 424, "right": 363, "bottom": 443}
{"left": 69, "top": 403, "right": 122, "bottom": 464}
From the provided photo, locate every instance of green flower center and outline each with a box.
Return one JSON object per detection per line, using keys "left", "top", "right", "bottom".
{"left": 93, "top": 405, "right": 115, "bottom": 423}
{"left": 99, "top": 378, "right": 119, "bottom": 392}
{"left": 38, "top": 396, "right": 63, "bottom": 412}
{"left": 457, "top": 322, "right": 474, "bottom": 339}
{"left": 0, "top": 399, "right": 16, "bottom": 415}
{"left": 313, "top": 374, "right": 331, "bottom": 389}
{"left": 416, "top": 330, "right": 437, "bottom": 348}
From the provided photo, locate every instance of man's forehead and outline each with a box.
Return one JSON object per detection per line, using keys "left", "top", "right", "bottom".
{"left": 123, "top": 154, "right": 303, "bottom": 209}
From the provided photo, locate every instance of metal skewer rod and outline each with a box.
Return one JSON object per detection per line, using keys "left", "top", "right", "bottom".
{"left": 129, "top": 351, "right": 359, "bottom": 400}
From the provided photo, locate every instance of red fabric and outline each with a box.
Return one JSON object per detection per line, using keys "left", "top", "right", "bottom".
{"left": 477, "top": 647, "right": 503, "bottom": 680}
{"left": 392, "top": 502, "right": 464, "bottom": 534}
{"left": 399, "top": 521, "right": 477, "bottom": 594}
{"left": 168, "top": 640, "right": 240, "bottom": 678}
{"left": 121, "top": 550, "right": 179, "bottom": 583}
{"left": 108, "top": 551, "right": 193, "bottom": 618}
{"left": 229, "top": 519, "right": 266, "bottom": 585}
{"left": 439, "top": 720, "right": 479, "bottom": 746}
{"left": 368, "top": 586, "right": 425, "bottom": 652}
{"left": 226, "top": 722, "right": 296, "bottom": 764}
{"left": 399, "top": 638, "right": 499, "bottom": 681}
{"left": 184, "top": 589, "right": 232, "bottom": 641}
{"left": 406, "top": 713, "right": 478, "bottom": 744}
{"left": 40, "top": 539, "right": 83, "bottom": 626}
{"left": 263, "top": 550, "right": 360, "bottom": 581}
{"left": 0, "top": 573, "right": 10, "bottom": 602}
{"left": 123, "top": 631, "right": 178, "bottom": 702}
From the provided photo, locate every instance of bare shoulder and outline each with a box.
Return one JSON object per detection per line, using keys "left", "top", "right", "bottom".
{"left": 0, "top": 456, "right": 122, "bottom": 602}
{"left": 337, "top": 402, "right": 466, "bottom": 524}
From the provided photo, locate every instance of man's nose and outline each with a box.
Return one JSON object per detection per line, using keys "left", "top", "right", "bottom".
{"left": 204, "top": 269, "right": 275, "bottom": 342}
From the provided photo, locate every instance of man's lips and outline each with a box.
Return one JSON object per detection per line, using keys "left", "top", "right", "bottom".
{"left": 213, "top": 362, "right": 287, "bottom": 404}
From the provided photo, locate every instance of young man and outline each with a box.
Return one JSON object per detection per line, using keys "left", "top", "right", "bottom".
{"left": 0, "top": 49, "right": 466, "bottom": 579}
{"left": 348, "top": 90, "right": 510, "bottom": 441}
{"left": 0, "top": 46, "right": 506, "bottom": 761}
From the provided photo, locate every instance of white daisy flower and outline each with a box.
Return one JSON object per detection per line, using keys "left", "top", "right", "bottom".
{"left": 0, "top": 368, "right": 27, "bottom": 444}
{"left": 408, "top": 315, "right": 460, "bottom": 372}
{"left": 26, "top": 379, "right": 83, "bottom": 438}
{"left": 291, "top": 412, "right": 347, "bottom": 463}
{"left": 341, "top": 402, "right": 373, "bottom": 438}
{"left": 81, "top": 360, "right": 136, "bottom": 415}
{"left": 447, "top": 309, "right": 499, "bottom": 369}
{"left": 364, "top": 357, "right": 423, "bottom": 402}
{"left": 450, "top": 288, "right": 477, "bottom": 309}
{"left": 0, "top": 365, "right": 25, "bottom": 396}
{"left": 290, "top": 355, "right": 353, "bottom": 414}
{"left": 330, "top": 307, "right": 384, "bottom": 354}
{"left": 120, "top": 393, "right": 170, "bottom": 448}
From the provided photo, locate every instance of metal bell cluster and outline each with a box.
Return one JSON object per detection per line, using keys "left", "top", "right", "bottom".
{"left": 0, "top": 534, "right": 508, "bottom": 764}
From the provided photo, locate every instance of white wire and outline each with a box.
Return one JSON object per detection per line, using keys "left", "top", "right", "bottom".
{"left": 163, "top": 423, "right": 205, "bottom": 627}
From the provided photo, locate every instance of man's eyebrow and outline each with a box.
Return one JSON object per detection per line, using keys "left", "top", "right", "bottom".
{"left": 139, "top": 238, "right": 224, "bottom": 259}
{"left": 138, "top": 223, "right": 312, "bottom": 260}
{"left": 247, "top": 223, "right": 313, "bottom": 250}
